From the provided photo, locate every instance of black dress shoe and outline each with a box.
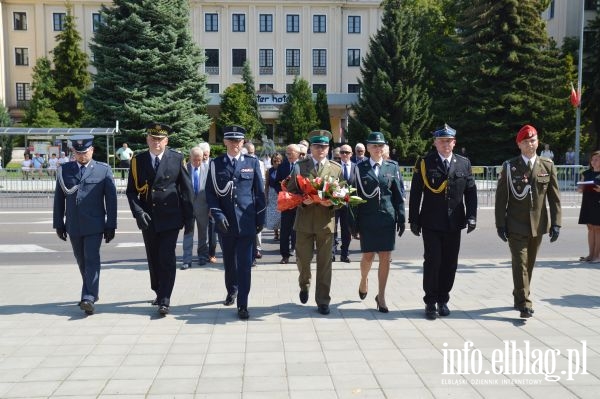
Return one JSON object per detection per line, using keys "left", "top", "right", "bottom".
{"left": 280, "top": 257, "right": 289, "bottom": 264}
{"left": 317, "top": 304, "right": 330, "bottom": 315}
{"left": 437, "top": 303, "right": 450, "bottom": 317}
{"left": 340, "top": 256, "right": 351, "bottom": 263}
{"left": 255, "top": 251, "right": 262, "bottom": 259}
{"left": 79, "top": 300, "right": 95, "bottom": 315}
{"left": 299, "top": 290, "right": 309, "bottom": 304}
{"left": 331, "top": 255, "right": 336, "bottom": 262}
{"left": 224, "top": 292, "right": 237, "bottom": 306}
{"left": 158, "top": 305, "right": 169, "bottom": 315}
{"left": 180, "top": 263, "right": 191, "bottom": 270}
{"left": 425, "top": 304, "right": 437, "bottom": 320}
{"left": 238, "top": 307, "right": 249, "bottom": 320}
{"left": 375, "top": 295, "right": 389, "bottom": 313}
{"left": 518, "top": 307, "right": 533, "bottom": 318}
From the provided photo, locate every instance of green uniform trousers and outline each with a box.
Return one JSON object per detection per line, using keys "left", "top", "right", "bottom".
{"left": 508, "top": 232, "right": 543, "bottom": 309}
{"left": 295, "top": 230, "right": 333, "bottom": 306}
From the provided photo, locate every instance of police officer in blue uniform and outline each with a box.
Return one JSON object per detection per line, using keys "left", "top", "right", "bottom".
{"left": 53, "top": 135, "right": 117, "bottom": 316}
{"left": 409, "top": 124, "right": 477, "bottom": 320}
{"left": 206, "top": 125, "right": 266, "bottom": 320}
{"left": 126, "top": 123, "right": 194, "bottom": 316}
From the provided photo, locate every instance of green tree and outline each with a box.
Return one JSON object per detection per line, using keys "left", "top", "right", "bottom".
{"left": 86, "top": 0, "right": 210, "bottom": 150}
{"left": 315, "top": 90, "right": 332, "bottom": 132}
{"left": 449, "top": 0, "right": 574, "bottom": 164}
{"left": 216, "top": 84, "right": 263, "bottom": 141}
{"left": 51, "top": 2, "right": 91, "bottom": 126}
{"left": 348, "top": 0, "right": 431, "bottom": 163}
{"left": 0, "top": 103, "right": 13, "bottom": 167}
{"left": 22, "top": 57, "right": 64, "bottom": 127}
{"left": 584, "top": 12, "right": 600, "bottom": 150}
{"left": 278, "top": 76, "right": 318, "bottom": 143}
{"left": 240, "top": 60, "right": 265, "bottom": 138}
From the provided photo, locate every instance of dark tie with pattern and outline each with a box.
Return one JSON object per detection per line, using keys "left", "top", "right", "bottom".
{"left": 154, "top": 156, "right": 160, "bottom": 172}
{"left": 443, "top": 159, "right": 450, "bottom": 174}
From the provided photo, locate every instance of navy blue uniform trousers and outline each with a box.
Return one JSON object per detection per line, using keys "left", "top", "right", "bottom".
{"left": 220, "top": 234, "right": 254, "bottom": 308}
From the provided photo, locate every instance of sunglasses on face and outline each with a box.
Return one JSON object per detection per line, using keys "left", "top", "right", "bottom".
{"left": 340, "top": 151, "right": 351, "bottom": 155}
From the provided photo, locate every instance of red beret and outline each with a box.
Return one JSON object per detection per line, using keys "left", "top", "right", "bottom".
{"left": 516, "top": 125, "right": 537, "bottom": 143}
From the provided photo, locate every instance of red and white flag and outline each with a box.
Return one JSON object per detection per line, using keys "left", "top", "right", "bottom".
{"left": 570, "top": 82, "right": 581, "bottom": 108}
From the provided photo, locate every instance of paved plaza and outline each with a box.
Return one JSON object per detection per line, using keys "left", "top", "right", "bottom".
{"left": 0, "top": 206, "right": 599, "bottom": 398}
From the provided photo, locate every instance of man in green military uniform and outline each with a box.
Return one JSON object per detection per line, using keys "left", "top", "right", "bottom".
{"left": 495, "top": 124, "right": 561, "bottom": 318}
{"left": 286, "top": 130, "right": 343, "bottom": 315}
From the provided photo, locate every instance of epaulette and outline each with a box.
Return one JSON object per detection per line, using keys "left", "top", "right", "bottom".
{"left": 384, "top": 159, "right": 399, "bottom": 166}
{"left": 454, "top": 153, "right": 468, "bottom": 161}
{"left": 539, "top": 156, "right": 554, "bottom": 164}
{"left": 95, "top": 161, "right": 110, "bottom": 168}
{"left": 244, "top": 153, "right": 257, "bottom": 159}
{"left": 328, "top": 159, "right": 341, "bottom": 167}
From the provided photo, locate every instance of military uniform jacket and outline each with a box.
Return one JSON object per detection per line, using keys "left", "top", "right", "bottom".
{"left": 286, "top": 156, "right": 343, "bottom": 234}
{"left": 409, "top": 151, "right": 477, "bottom": 232}
{"left": 205, "top": 154, "right": 266, "bottom": 237}
{"left": 126, "top": 148, "right": 194, "bottom": 233}
{"left": 351, "top": 159, "right": 404, "bottom": 231}
{"left": 495, "top": 156, "right": 561, "bottom": 237}
{"left": 53, "top": 160, "right": 118, "bottom": 237}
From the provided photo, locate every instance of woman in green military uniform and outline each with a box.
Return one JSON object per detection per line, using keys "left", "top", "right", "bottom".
{"left": 351, "top": 132, "right": 405, "bottom": 313}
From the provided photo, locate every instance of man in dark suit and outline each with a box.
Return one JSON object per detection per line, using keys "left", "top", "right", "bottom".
{"left": 53, "top": 135, "right": 117, "bottom": 316}
{"left": 335, "top": 144, "right": 356, "bottom": 263}
{"left": 409, "top": 124, "right": 477, "bottom": 320}
{"left": 275, "top": 144, "right": 301, "bottom": 264}
{"left": 495, "top": 125, "right": 561, "bottom": 318}
{"left": 126, "top": 122, "right": 194, "bottom": 316}
{"left": 181, "top": 144, "right": 212, "bottom": 269}
{"left": 206, "top": 125, "right": 266, "bottom": 320}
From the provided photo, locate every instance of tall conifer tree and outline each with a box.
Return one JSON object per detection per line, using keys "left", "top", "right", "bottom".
{"left": 23, "top": 57, "right": 64, "bottom": 127}
{"left": 315, "top": 90, "right": 332, "bottom": 132}
{"left": 240, "top": 61, "right": 264, "bottom": 138}
{"left": 51, "top": 3, "right": 91, "bottom": 126}
{"left": 349, "top": 0, "right": 431, "bottom": 163}
{"left": 450, "top": 0, "right": 573, "bottom": 164}
{"left": 87, "top": 0, "right": 210, "bottom": 149}
{"left": 217, "top": 84, "right": 263, "bottom": 141}
{"left": 278, "top": 77, "right": 318, "bottom": 144}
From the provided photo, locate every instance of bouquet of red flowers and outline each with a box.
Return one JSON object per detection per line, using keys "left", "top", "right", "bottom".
{"left": 277, "top": 175, "right": 366, "bottom": 212}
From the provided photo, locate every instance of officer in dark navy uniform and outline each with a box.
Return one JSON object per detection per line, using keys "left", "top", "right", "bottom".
{"left": 53, "top": 135, "right": 118, "bottom": 316}
{"left": 409, "top": 124, "right": 477, "bottom": 320}
{"left": 126, "top": 122, "right": 194, "bottom": 316}
{"left": 206, "top": 125, "right": 266, "bottom": 320}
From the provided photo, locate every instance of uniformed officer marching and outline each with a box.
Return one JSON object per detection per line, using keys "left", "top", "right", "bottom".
{"left": 286, "top": 130, "right": 343, "bottom": 315}
{"left": 495, "top": 124, "right": 561, "bottom": 318}
{"left": 126, "top": 122, "right": 194, "bottom": 316}
{"left": 205, "top": 125, "right": 266, "bottom": 320}
{"left": 53, "top": 135, "right": 118, "bottom": 316}
{"left": 409, "top": 124, "right": 477, "bottom": 320}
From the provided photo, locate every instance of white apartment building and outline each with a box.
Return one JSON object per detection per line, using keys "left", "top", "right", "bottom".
{"left": 543, "top": 0, "right": 598, "bottom": 47}
{"left": 0, "top": 0, "right": 383, "bottom": 143}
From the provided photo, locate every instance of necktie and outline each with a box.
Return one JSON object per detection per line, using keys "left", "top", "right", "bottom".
{"left": 232, "top": 157, "right": 237, "bottom": 169}
{"left": 154, "top": 156, "right": 160, "bottom": 172}
{"left": 527, "top": 160, "right": 533, "bottom": 170}
{"left": 79, "top": 165, "right": 86, "bottom": 179}
{"left": 444, "top": 159, "right": 450, "bottom": 174}
{"left": 315, "top": 162, "right": 320, "bottom": 174}
{"left": 193, "top": 167, "right": 199, "bottom": 194}
{"left": 343, "top": 163, "right": 349, "bottom": 180}
{"left": 373, "top": 162, "right": 379, "bottom": 177}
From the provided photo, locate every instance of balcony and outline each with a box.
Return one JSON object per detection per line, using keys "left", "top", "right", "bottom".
{"left": 232, "top": 66, "right": 244, "bottom": 75}
{"left": 205, "top": 66, "right": 219, "bottom": 75}
{"left": 259, "top": 66, "right": 273, "bottom": 75}
{"left": 313, "top": 66, "right": 327, "bottom": 75}
{"left": 286, "top": 66, "right": 300, "bottom": 76}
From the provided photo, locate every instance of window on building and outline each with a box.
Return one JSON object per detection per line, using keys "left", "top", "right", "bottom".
{"left": 206, "top": 84, "right": 220, "bottom": 93}
{"left": 313, "top": 84, "right": 326, "bottom": 94}
{"left": 348, "top": 16, "right": 361, "bottom": 33}
{"left": 348, "top": 84, "right": 360, "bottom": 94}
{"left": 16, "top": 82, "right": 32, "bottom": 103}
{"left": 313, "top": 15, "right": 326, "bottom": 33}
{"left": 548, "top": 0, "right": 555, "bottom": 18}
{"left": 286, "top": 84, "right": 294, "bottom": 93}
{"left": 286, "top": 49, "right": 300, "bottom": 75}
{"left": 53, "top": 13, "right": 66, "bottom": 31}
{"left": 260, "top": 14, "right": 273, "bottom": 32}
{"left": 13, "top": 12, "right": 27, "bottom": 30}
{"left": 287, "top": 14, "right": 300, "bottom": 33}
{"left": 259, "top": 49, "right": 274, "bottom": 75}
{"left": 313, "top": 49, "right": 327, "bottom": 75}
{"left": 232, "top": 14, "right": 245, "bottom": 32}
{"left": 232, "top": 49, "right": 247, "bottom": 74}
{"left": 92, "top": 13, "right": 103, "bottom": 32}
{"left": 584, "top": 0, "right": 597, "bottom": 10}
{"left": 15, "top": 48, "right": 29, "bottom": 66}
{"left": 348, "top": 49, "right": 361, "bottom": 67}
{"left": 584, "top": 30, "right": 595, "bottom": 52}
{"left": 205, "top": 13, "right": 218, "bottom": 32}
{"left": 205, "top": 49, "right": 219, "bottom": 75}
{"left": 259, "top": 84, "right": 274, "bottom": 92}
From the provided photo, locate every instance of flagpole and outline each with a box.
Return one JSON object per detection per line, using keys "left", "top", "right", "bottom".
{"left": 575, "top": 0, "right": 584, "bottom": 166}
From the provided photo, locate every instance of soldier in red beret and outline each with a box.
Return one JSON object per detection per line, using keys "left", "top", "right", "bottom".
{"left": 494, "top": 124, "right": 562, "bottom": 318}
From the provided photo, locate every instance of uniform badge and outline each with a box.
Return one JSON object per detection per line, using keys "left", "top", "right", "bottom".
{"left": 241, "top": 168, "right": 253, "bottom": 172}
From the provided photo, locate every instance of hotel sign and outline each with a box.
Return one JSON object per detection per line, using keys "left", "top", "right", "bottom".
{"left": 257, "top": 94, "right": 288, "bottom": 105}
